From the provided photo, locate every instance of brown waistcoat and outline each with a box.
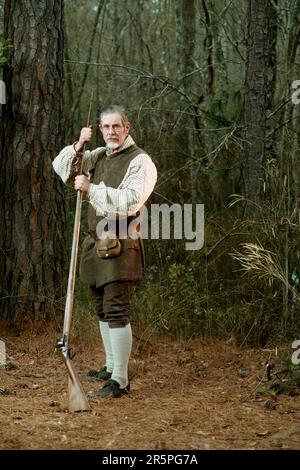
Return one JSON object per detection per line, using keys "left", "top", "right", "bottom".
{"left": 79, "top": 144, "right": 145, "bottom": 288}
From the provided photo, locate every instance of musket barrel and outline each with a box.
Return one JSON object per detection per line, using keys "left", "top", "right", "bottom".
{"left": 58, "top": 91, "right": 94, "bottom": 412}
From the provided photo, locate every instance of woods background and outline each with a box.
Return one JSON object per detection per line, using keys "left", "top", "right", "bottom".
{"left": 0, "top": 0, "right": 300, "bottom": 345}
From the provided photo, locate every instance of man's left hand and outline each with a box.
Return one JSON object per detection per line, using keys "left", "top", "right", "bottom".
{"left": 75, "top": 175, "right": 90, "bottom": 192}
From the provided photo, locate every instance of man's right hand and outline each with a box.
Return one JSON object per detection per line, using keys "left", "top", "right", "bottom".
{"left": 75, "top": 126, "right": 93, "bottom": 152}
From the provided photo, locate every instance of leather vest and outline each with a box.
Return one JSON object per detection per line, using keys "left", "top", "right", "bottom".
{"left": 79, "top": 144, "right": 146, "bottom": 288}
{"left": 88, "top": 144, "right": 144, "bottom": 232}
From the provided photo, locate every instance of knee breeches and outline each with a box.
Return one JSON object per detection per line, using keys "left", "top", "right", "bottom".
{"left": 90, "top": 281, "right": 135, "bottom": 328}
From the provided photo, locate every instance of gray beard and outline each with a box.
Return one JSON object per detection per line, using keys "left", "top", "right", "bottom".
{"left": 106, "top": 142, "right": 119, "bottom": 150}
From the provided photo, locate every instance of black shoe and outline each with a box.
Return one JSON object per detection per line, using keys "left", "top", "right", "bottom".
{"left": 88, "top": 366, "right": 112, "bottom": 381}
{"left": 97, "top": 379, "right": 130, "bottom": 398}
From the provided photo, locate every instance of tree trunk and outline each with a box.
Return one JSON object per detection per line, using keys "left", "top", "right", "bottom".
{"left": 265, "top": 0, "right": 277, "bottom": 168}
{"left": 69, "top": 1, "right": 104, "bottom": 137}
{"left": 243, "top": 0, "right": 271, "bottom": 215}
{"left": 181, "top": 0, "right": 197, "bottom": 203}
{"left": 0, "top": 0, "right": 67, "bottom": 321}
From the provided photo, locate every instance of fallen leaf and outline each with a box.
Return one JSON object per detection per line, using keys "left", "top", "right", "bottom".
{"left": 256, "top": 431, "right": 270, "bottom": 436}
{"left": 193, "top": 430, "right": 210, "bottom": 436}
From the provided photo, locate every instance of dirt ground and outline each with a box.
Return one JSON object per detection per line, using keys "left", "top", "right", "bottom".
{"left": 0, "top": 325, "right": 300, "bottom": 451}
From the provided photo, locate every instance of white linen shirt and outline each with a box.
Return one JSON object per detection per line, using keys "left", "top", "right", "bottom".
{"left": 53, "top": 135, "right": 157, "bottom": 217}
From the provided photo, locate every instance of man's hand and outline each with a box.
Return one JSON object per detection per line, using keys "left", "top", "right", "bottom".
{"left": 74, "top": 175, "right": 90, "bottom": 192}
{"left": 74, "top": 126, "right": 93, "bottom": 152}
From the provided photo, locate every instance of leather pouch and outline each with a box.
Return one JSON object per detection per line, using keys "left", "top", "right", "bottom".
{"left": 96, "top": 232, "right": 121, "bottom": 259}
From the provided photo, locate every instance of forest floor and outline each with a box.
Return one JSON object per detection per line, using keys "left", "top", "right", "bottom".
{"left": 0, "top": 323, "right": 300, "bottom": 452}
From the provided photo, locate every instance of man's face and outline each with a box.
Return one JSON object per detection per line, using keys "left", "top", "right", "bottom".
{"left": 99, "top": 112, "right": 131, "bottom": 149}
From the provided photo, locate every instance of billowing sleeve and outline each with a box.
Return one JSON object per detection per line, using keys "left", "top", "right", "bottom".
{"left": 52, "top": 145, "right": 104, "bottom": 185}
{"left": 87, "top": 153, "right": 157, "bottom": 216}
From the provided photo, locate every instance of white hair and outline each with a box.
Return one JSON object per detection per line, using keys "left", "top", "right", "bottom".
{"left": 100, "top": 105, "right": 129, "bottom": 125}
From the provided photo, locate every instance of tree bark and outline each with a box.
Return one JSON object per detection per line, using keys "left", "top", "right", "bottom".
{"left": 0, "top": 0, "right": 67, "bottom": 320}
{"left": 69, "top": 1, "right": 104, "bottom": 136}
{"left": 181, "top": 0, "right": 197, "bottom": 203}
{"left": 243, "top": 0, "right": 271, "bottom": 215}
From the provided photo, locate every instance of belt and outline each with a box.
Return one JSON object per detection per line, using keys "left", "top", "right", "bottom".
{"left": 88, "top": 227, "right": 140, "bottom": 240}
{"left": 88, "top": 215, "right": 140, "bottom": 240}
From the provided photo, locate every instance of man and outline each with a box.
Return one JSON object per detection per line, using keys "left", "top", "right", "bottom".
{"left": 53, "top": 105, "right": 157, "bottom": 398}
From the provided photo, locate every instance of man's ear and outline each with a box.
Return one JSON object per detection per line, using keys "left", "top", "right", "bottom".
{"left": 126, "top": 122, "right": 131, "bottom": 134}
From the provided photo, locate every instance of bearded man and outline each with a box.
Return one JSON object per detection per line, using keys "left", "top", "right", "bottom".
{"left": 53, "top": 105, "right": 157, "bottom": 398}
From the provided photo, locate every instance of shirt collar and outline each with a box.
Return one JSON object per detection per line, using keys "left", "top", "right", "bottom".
{"left": 106, "top": 135, "right": 135, "bottom": 156}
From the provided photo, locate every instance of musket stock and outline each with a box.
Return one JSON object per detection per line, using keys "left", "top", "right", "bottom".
{"left": 57, "top": 92, "right": 94, "bottom": 412}
{"left": 57, "top": 335, "right": 90, "bottom": 412}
